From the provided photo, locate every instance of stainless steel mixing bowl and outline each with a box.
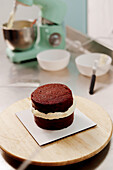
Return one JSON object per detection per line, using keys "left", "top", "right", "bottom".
{"left": 2, "top": 20, "right": 37, "bottom": 51}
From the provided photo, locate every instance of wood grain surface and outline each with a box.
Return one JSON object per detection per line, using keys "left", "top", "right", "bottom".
{"left": 0, "top": 96, "right": 112, "bottom": 166}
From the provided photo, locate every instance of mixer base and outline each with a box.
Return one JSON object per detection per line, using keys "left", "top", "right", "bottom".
{"left": 6, "top": 46, "right": 40, "bottom": 63}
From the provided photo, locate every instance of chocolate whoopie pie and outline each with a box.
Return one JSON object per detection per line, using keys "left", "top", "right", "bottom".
{"left": 31, "top": 83, "right": 75, "bottom": 130}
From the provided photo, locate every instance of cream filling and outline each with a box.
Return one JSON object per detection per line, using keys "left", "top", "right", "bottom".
{"left": 31, "top": 96, "right": 76, "bottom": 120}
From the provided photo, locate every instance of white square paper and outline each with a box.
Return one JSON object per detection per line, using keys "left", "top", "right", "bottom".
{"left": 16, "top": 109, "right": 96, "bottom": 146}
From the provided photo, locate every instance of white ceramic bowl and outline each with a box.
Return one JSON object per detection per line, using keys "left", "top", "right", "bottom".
{"left": 75, "top": 53, "right": 112, "bottom": 77}
{"left": 37, "top": 49, "right": 70, "bottom": 71}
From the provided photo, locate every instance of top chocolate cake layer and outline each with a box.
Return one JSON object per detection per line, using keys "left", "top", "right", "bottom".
{"left": 31, "top": 83, "right": 73, "bottom": 113}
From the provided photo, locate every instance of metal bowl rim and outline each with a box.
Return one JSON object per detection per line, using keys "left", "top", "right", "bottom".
{"left": 2, "top": 20, "right": 37, "bottom": 31}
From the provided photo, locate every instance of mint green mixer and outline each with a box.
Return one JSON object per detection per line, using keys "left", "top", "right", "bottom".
{"left": 2, "top": 0, "right": 67, "bottom": 63}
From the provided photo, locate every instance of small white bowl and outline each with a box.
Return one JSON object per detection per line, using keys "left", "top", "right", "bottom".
{"left": 37, "top": 49, "right": 70, "bottom": 71}
{"left": 75, "top": 53, "right": 112, "bottom": 77}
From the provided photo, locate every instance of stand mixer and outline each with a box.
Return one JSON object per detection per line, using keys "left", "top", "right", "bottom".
{"left": 3, "top": 0, "right": 67, "bottom": 63}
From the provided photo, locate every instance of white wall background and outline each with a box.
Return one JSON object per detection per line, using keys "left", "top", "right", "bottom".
{"left": 88, "top": 0, "right": 113, "bottom": 48}
{"left": 0, "top": 0, "right": 40, "bottom": 23}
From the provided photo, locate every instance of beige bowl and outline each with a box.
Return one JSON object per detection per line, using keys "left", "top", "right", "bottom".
{"left": 2, "top": 20, "right": 37, "bottom": 51}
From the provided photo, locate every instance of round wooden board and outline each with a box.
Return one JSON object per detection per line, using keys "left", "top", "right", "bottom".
{"left": 0, "top": 96, "right": 112, "bottom": 166}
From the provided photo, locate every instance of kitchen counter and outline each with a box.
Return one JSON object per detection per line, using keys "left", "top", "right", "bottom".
{"left": 0, "top": 27, "right": 113, "bottom": 170}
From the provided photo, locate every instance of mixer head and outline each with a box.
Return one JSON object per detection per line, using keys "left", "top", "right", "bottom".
{"left": 16, "top": 0, "right": 33, "bottom": 6}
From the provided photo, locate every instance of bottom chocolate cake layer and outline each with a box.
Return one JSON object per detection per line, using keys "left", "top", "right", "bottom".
{"left": 34, "top": 112, "right": 74, "bottom": 130}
